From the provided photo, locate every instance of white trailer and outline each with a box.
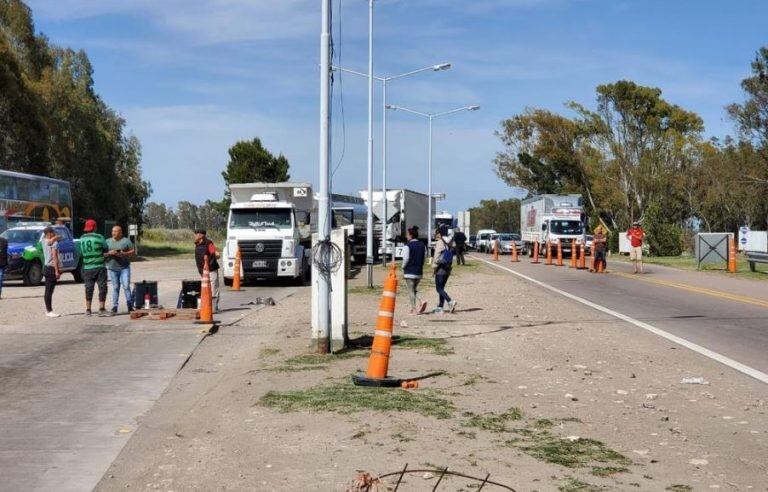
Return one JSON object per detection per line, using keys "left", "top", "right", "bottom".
{"left": 223, "top": 183, "right": 314, "bottom": 285}
{"left": 360, "top": 189, "right": 433, "bottom": 259}
{"left": 435, "top": 211, "right": 455, "bottom": 240}
{"left": 520, "top": 194, "right": 586, "bottom": 256}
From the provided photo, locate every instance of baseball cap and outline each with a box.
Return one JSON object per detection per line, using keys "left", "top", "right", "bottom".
{"left": 83, "top": 219, "right": 97, "bottom": 232}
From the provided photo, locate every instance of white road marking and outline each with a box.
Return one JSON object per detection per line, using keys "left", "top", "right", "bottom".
{"left": 475, "top": 256, "right": 768, "bottom": 385}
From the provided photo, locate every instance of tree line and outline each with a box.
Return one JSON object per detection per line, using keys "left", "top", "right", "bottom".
{"left": 0, "top": 1, "right": 150, "bottom": 230}
{"left": 493, "top": 47, "right": 768, "bottom": 255}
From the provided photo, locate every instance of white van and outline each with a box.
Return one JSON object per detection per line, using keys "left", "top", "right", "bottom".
{"left": 476, "top": 229, "right": 497, "bottom": 253}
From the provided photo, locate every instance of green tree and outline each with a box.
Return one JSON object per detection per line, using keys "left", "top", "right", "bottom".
{"left": 468, "top": 199, "right": 521, "bottom": 234}
{"left": 221, "top": 138, "right": 290, "bottom": 200}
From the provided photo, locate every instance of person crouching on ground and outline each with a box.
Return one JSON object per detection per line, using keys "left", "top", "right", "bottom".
{"left": 431, "top": 226, "right": 457, "bottom": 314}
{"left": 194, "top": 229, "right": 221, "bottom": 312}
{"left": 79, "top": 219, "right": 110, "bottom": 316}
{"left": 402, "top": 225, "right": 428, "bottom": 315}
{"left": 106, "top": 225, "right": 135, "bottom": 313}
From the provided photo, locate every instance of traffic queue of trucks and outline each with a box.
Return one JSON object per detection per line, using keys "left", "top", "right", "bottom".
{"left": 520, "top": 194, "right": 587, "bottom": 257}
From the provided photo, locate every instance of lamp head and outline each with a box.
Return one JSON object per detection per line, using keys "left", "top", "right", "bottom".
{"left": 433, "top": 63, "right": 451, "bottom": 71}
{"left": 468, "top": 105, "right": 481, "bottom": 111}
{"left": 385, "top": 104, "right": 397, "bottom": 110}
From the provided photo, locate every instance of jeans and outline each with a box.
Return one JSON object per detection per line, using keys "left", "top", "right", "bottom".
{"left": 108, "top": 268, "right": 133, "bottom": 309}
{"left": 44, "top": 266, "right": 57, "bottom": 312}
{"left": 0, "top": 266, "right": 4, "bottom": 298}
{"left": 405, "top": 277, "right": 422, "bottom": 310}
{"left": 594, "top": 250, "right": 607, "bottom": 271}
{"left": 435, "top": 270, "right": 452, "bottom": 308}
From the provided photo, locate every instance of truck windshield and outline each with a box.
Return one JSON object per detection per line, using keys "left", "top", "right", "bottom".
{"left": 1, "top": 229, "right": 41, "bottom": 243}
{"left": 332, "top": 209, "right": 354, "bottom": 228}
{"left": 550, "top": 220, "right": 583, "bottom": 235}
{"left": 230, "top": 209, "right": 292, "bottom": 230}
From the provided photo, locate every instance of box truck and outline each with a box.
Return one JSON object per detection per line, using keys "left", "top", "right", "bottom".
{"left": 520, "top": 194, "right": 587, "bottom": 256}
{"left": 361, "top": 189, "right": 433, "bottom": 259}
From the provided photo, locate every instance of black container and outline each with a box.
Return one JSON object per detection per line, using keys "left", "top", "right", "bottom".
{"left": 133, "top": 280, "right": 159, "bottom": 309}
{"left": 180, "top": 279, "right": 201, "bottom": 309}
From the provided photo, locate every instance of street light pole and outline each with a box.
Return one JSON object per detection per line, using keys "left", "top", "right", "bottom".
{"left": 365, "top": 0, "right": 375, "bottom": 288}
{"left": 316, "top": 0, "right": 332, "bottom": 353}
{"left": 384, "top": 104, "right": 481, "bottom": 248}
{"left": 381, "top": 78, "right": 388, "bottom": 266}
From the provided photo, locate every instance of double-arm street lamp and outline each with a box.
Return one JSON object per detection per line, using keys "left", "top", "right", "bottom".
{"left": 385, "top": 104, "right": 480, "bottom": 245}
{"left": 332, "top": 63, "right": 451, "bottom": 267}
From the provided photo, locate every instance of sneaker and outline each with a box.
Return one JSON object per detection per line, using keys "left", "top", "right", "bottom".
{"left": 111, "top": 306, "right": 118, "bottom": 314}
{"left": 419, "top": 301, "right": 428, "bottom": 314}
{"left": 98, "top": 309, "right": 109, "bottom": 317}
{"left": 127, "top": 305, "right": 134, "bottom": 313}
{"left": 85, "top": 310, "right": 92, "bottom": 317}
{"left": 45, "top": 311, "right": 61, "bottom": 318}
{"left": 431, "top": 307, "right": 444, "bottom": 315}
{"left": 448, "top": 300, "right": 458, "bottom": 313}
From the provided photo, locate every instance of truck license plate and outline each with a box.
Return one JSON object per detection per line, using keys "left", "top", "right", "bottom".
{"left": 252, "top": 260, "right": 268, "bottom": 268}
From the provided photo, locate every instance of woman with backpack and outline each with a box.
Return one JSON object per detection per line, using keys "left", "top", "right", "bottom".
{"left": 431, "top": 226, "right": 457, "bottom": 314}
{"left": 401, "top": 226, "right": 428, "bottom": 315}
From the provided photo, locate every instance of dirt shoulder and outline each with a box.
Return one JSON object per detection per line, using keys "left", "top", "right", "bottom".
{"left": 96, "top": 261, "right": 768, "bottom": 491}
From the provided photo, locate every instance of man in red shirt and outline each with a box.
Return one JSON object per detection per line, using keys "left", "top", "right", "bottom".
{"left": 626, "top": 221, "right": 645, "bottom": 274}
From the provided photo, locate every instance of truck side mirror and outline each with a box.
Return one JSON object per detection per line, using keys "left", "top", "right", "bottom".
{"left": 542, "top": 223, "right": 547, "bottom": 231}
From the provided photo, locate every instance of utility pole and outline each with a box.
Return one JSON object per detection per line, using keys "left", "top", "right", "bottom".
{"left": 316, "top": 0, "right": 331, "bottom": 353}
{"left": 365, "top": 0, "right": 375, "bottom": 288}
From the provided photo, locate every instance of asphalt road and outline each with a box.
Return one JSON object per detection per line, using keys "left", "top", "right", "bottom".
{"left": 0, "top": 259, "right": 293, "bottom": 492}
{"left": 471, "top": 252, "right": 768, "bottom": 379}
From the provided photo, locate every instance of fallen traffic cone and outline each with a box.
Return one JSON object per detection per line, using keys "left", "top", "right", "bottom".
{"left": 231, "top": 247, "right": 242, "bottom": 291}
{"left": 352, "top": 265, "right": 402, "bottom": 387}
{"left": 570, "top": 242, "right": 578, "bottom": 268}
{"left": 511, "top": 241, "right": 519, "bottom": 263}
{"left": 578, "top": 242, "right": 587, "bottom": 269}
{"left": 532, "top": 240, "right": 540, "bottom": 264}
{"left": 728, "top": 235, "right": 737, "bottom": 273}
{"left": 545, "top": 240, "right": 553, "bottom": 265}
{"left": 556, "top": 239, "right": 564, "bottom": 266}
{"left": 198, "top": 255, "right": 214, "bottom": 323}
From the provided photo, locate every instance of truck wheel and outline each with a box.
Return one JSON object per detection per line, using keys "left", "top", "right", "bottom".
{"left": 73, "top": 259, "right": 84, "bottom": 283}
{"left": 23, "top": 261, "right": 43, "bottom": 286}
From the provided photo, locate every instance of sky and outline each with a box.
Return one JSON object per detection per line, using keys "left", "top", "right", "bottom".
{"left": 26, "top": 0, "right": 768, "bottom": 215}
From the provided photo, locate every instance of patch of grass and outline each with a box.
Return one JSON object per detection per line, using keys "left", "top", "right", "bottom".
{"left": 462, "top": 373, "right": 489, "bottom": 386}
{"left": 591, "top": 466, "right": 629, "bottom": 477}
{"left": 259, "top": 347, "right": 281, "bottom": 358}
{"left": 455, "top": 430, "right": 477, "bottom": 439}
{"left": 137, "top": 241, "right": 194, "bottom": 258}
{"left": 462, "top": 407, "right": 524, "bottom": 433}
{"left": 510, "top": 430, "right": 631, "bottom": 469}
{"left": 259, "top": 381, "right": 455, "bottom": 419}
{"left": 348, "top": 334, "right": 454, "bottom": 356}
{"left": 266, "top": 351, "right": 367, "bottom": 372}
{"left": 534, "top": 418, "right": 555, "bottom": 429}
{"left": 666, "top": 486, "right": 693, "bottom": 492}
{"left": 391, "top": 431, "right": 414, "bottom": 443}
{"left": 613, "top": 254, "right": 768, "bottom": 280}
{"left": 559, "top": 477, "right": 602, "bottom": 492}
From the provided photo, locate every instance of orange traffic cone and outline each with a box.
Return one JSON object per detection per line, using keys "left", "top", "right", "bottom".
{"left": 231, "top": 247, "right": 242, "bottom": 291}
{"left": 728, "top": 235, "right": 737, "bottom": 273}
{"left": 570, "top": 242, "right": 578, "bottom": 268}
{"left": 578, "top": 241, "right": 587, "bottom": 269}
{"left": 511, "top": 241, "right": 519, "bottom": 263}
{"left": 198, "top": 255, "right": 214, "bottom": 323}
{"left": 532, "top": 240, "right": 540, "bottom": 264}
{"left": 589, "top": 248, "right": 595, "bottom": 272}
{"left": 545, "top": 240, "right": 553, "bottom": 265}
{"left": 352, "top": 265, "right": 401, "bottom": 387}
{"left": 493, "top": 240, "right": 499, "bottom": 261}
{"left": 556, "top": 239, "right": 564, "bottom": 266}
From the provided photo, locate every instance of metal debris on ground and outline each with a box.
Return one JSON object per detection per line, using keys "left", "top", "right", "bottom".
{"left": 680, "top": 377, "right": 710, "bottom": 385}
{"left": 242, "top": 297, "right": 276, "bottom": 306}
{"left": 349, "top": 464, "right": 518, "bottom": 491}
{"left": 346, "top": 471, "right": 393, "bottom": 492}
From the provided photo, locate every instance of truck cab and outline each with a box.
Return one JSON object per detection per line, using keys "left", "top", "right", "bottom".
{"left": 541, "top": 208, "right": 585, "bottom": 254}
{"left": 222, "top": 184, "right": 312, "bottom": 285}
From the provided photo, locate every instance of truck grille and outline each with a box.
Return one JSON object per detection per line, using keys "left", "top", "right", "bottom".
{"left": 239, "top": 240, "right": 283, "bottom": 259}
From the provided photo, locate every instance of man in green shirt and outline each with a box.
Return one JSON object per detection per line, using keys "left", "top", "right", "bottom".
{"left": 106, "top": 225, "right": 135, "bottom": 314}
{"left": 79, "top": 219, "right": 110, "bottom": 316}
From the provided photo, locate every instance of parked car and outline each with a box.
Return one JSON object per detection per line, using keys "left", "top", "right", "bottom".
{"left": 585, "top": 234, "right": 594, "bottom": 255}
{"left": 477, "top": 229, "right": 496, "bottom": 253}
{"left": 497, "top": 233, "right": 523, "bottom": 254}
{"left": 1, "top": 222, "right": 83, "bottom": 286}
{"left": 467, "top": 235, "right": 477, "bottom": 250}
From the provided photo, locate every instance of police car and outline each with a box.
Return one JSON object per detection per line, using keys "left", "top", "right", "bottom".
{"left": 1, "top": 222, "right": 83, "bottom": 286}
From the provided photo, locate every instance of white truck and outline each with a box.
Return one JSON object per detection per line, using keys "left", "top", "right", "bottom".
{"left": 222, "top": 183, "right": 314, "bottom": 285}
{"left": 330, "top": 193, "right": 370, "bottom": 264}
{"left": 521, "top": 194, "right": 587, "bottom": 256}
{"left": 361, "top": 189, "right": 432, "bottom": 259}
{"left": 434, "top": 211, "right": 455, "bottom": 240}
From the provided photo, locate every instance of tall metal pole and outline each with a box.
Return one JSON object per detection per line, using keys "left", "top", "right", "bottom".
{"left": 316, "top": 0, "right": 331, "bottom": 353}
{"left": 381, "top": 78, "right": 388, "bottom": 266}
{"left": 427, "top": 116, "right": 433, "bottom": 248}
{"left": 365, "top": 0, "right": 375, "bottom": 288}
